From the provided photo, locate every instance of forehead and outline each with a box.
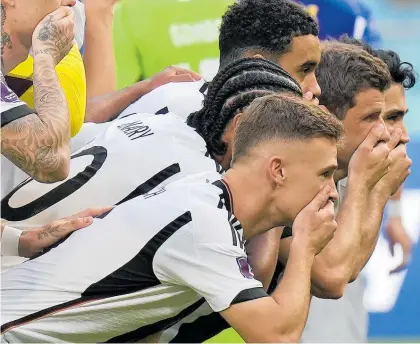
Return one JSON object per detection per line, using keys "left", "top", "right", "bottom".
{"left": 279, "top": 35, "right": 321, "bottom": 66}
{"left": 384, "top": 83, "right": 407, "bottom": 112}
{"left": 282, "top": 137, "right": 337, "bottom": 167}
{"left": 348, "top": 88, "right": 385, "bottom": 117}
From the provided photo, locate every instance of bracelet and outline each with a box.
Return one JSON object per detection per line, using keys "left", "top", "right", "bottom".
{"left": 1, "top": 225, "right": 23, "bottom": 257}
{"left": 387, "top": 200, "right": 402, "bottom": 219}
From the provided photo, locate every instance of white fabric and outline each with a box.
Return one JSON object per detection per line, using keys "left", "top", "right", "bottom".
{"left": 1, "top": 225, "right": 22, "bottom": 257}
{"left": 1, "top": 171, "right": 263, "bottom": 343}
{"left": 119, "top": 80, "right": 206, "bottom": 121}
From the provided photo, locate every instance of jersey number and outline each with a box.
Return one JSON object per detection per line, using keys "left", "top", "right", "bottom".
{"left": 1, "top": 146, "right": 181, "bottom": 222}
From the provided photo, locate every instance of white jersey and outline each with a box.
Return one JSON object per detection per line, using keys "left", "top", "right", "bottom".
{"left": 1, "top": 171, "right": 266, "bottom": 343}
{"left": 1, "top": 71, "right": 34, "bottom": 199}
{"left": 68, "top": 80, "right": 208, "bottom": 154}
{"left": 1, "top": 112, "right": 221, "bottom": 267}
{"left": 119, "top": 80, "right": 207, "bottom": 121}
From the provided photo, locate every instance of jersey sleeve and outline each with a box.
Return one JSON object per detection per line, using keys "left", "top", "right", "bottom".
{"left": 1, "top": 73, "right": 33, "bottom": 128}
{"left": 154, "top": 209, "right": 268, "bottom": 313}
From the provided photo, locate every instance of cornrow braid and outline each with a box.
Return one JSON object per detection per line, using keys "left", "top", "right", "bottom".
{"left": 187, "top": 57, "right": 302, "bottom": 156}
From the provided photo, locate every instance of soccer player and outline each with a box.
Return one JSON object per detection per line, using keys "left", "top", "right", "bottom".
{"left": 300, "top": 41, "right": 413, "bottom": 343}
{"left": 1, "top": 94, "right": 343, "bottom": 343}
{"left": 0, "top": 58, "right": 301, "bottom": 269}
{"left": 85, "top": 0, "right": 322, "bottom": 124}
{"left": 1, "top": 1, "right": 75, "bottom": 189}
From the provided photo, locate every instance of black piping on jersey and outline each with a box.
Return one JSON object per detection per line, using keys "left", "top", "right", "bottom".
{"left": 4, "top": 75, "right": 33, "bottom": 97}
{"left": 212, "top": 179, "right": 244, "bottom": 248}
{"left": 155, "top": 106, "right": 169, "bottom": 115}
{"left": 104, "top": 299, "right": 206, "bottom": 343}
{"left": 1, "top": 146, "right": 108, "bottom": 222}
{"left": 199, "top": 82, "right": 209, "bottom": 95}
{"left": 1, "top": 212, "right": 192, "bottom": 337}
{"left": 170, "top": 288, "right": 268, "bottom": 343}
{"left": 204, "top": 150, "right": 224, "bottom": 174}
{"left": 1, "top": 103, "right": 33, "bottom": 127}
{"left": 170, "top": 312, "right": 230, "bottom": 343}
{"left": 118, "top": 112, "right": 137, "bottom": 120}
{"left": 231, "top": 287, "right": 268, "bottom": 305}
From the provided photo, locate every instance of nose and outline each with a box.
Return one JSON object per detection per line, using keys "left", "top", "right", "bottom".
{"left": 328, "top": 178, "right": 339, "bottom": 202}
{"left": 62, "top": 0, "right": 76, "bottom": 6}
{"left": 379, "top": 118, "right": 391, "bottom": 142}
{"left": 306, "top": 73, "right": 321, "bottom": 99}
{"left": 400, "top": 125, "right": 410, "bottom": 144}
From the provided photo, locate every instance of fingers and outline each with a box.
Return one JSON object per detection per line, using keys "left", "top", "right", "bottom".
{"left": 173, "top": 67, "right": 202, "bottom": 80}
{"left": 59, "top": 216, "right": 94, "bottom": 233}
{"left": 359, "top": 124, "right": 386, "bottom": 151}
{"left": 70, "top": 206, "right": 114, "bottom": 219}
{"left": 310, "top": 185, "right": 332, "bottom": 211}
{"left": 387, "top": 129, "right": 403, "bottom": 150}
{"left": 170, "top": 74, "right": 198, "bottom": 83}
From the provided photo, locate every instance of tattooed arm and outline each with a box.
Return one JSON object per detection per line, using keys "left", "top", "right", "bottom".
{"left": 1, "top": 207, "right": 112, "bottom": 257}
{"left": 1, "top": 7, "right": 75, "bottom": 182}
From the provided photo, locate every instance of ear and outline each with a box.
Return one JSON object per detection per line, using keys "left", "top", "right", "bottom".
{"left": 232, "top": 112, "right": 243, "bottom": 132}
{"left": 268, "top": 156, "right": 286, "bottom": 188}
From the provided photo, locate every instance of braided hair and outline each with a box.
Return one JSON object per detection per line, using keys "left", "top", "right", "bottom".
{"left": 187, "top": 57, "right": 302, "bottom": 156}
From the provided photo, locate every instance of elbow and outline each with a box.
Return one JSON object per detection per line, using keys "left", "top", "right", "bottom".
{"left": 311, "top": 271, "right": 348, "bottom": 300}
{"left": 33, "top": 147, "right": 70, "bottom": 183}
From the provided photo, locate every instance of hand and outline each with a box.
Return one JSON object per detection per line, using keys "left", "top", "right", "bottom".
{"left": 292, "top": 186, "right": 337, "bottom": 256}
{"left": 144, "top": 66, "right": 202, "bottom": 94}
{"left": 32, "top": 6, "right": 75, "bottom": 65}
{"left": 18, "top": 206, "right": 113, "bottom": 258}
{"left": 386, "top": 217, "right": 412, "bottom": 274}
{"left": 374, "top": 143, "right": 412, "bottom": 197}
{"left": 348, "top": 125, "right": 399, "bottom": 190}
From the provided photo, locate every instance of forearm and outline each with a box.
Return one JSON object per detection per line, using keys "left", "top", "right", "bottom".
{"left": 311, "top": 185, "right": 367, "bottom": 296}
{"left": 84, "top": 10, "right": 116, "bottom": 98}
{"left": 1, "top": 54, "right": 70, "bottom": 182}
{"left": 353, "top": 191, "right": 388, "bottom": 274}
{"left": 268, "top": 241, "right": 314, "bottom": 341}
{"left": 85, "top": 81, "right": 153, "bottom": 123}
{"left": 246, "top": 227, "right": 283, "bottom": 290}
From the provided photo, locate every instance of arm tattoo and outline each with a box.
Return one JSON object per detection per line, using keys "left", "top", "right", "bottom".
{"left": 1, "top": 56, "right": 70, "bottom": 183}
{"left": 1, "top": 4, "right": 12, "bottom": 67}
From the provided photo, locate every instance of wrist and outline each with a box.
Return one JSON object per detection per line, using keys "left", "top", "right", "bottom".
{"left": 289, "top": 236, "right": 316, "bottom": 262}
{"left": 85, "top": 8, "right": 114, "bottom": 22}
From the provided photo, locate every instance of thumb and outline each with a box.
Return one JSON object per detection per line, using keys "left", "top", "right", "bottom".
{"left": 310, "top": 185, "right": 332, "bottom": 211}
{"left": 387, "top": 128, "right": 403, "bottom": 150}
{"left": 359, "top": 124, "right": 385, "bottom": 150}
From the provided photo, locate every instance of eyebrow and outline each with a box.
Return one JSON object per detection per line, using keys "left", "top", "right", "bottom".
{"left": 300, "top": 61, "right": 318, "bottom": 70}
{"left": 384, "top": 108, "right": 409, "bottom": 116}
{"left": 319, "top": 164, "right": 338, "bottom": 174}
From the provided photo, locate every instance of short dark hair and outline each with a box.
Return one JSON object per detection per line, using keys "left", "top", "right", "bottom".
{"left": 316, "top": 41, "right": 392, "bottom": 119}
{"left": 187, "top": 57, "right": 302, "bottom": 157}
{"left": 338, "top": 35, "right": 417, "bottom": 89}
{"left": 233, "top": 94, "right": 343, "bottom": 164}
{"left": 219, "top": 0, "right": 319, "bottom": 68}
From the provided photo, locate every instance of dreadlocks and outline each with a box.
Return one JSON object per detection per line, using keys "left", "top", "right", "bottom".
{"left": 187, "top": 57, "right": 302, "bottom": 156}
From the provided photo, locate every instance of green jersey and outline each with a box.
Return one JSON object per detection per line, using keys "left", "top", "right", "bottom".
{"left": 113, "top": 0, "right": 233, "bottom": 89}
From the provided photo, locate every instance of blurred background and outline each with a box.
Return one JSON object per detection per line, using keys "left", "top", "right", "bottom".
{"left": 112, "top": 0, "right": 420, "bottom": 341}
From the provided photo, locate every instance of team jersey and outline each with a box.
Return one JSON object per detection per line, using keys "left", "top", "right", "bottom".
{"left": 70, "top": 80, "right": 208, "bottom": 152}
{"left": 1, "top": 171, "right": 266, "bottom": 343}
{"left": 298, "top": 0, "right": 381, "bottom": 46}
{"left": 113, "top": 0, "right": 233, "bottom": 88}
{"left": 1, "top": 111, "right": 220, "bottom": 267}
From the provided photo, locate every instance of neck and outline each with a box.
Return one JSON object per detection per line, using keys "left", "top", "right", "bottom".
{"left": 1, "top": 29, "right": 29, "bottom": 74}
{"left": 222, "top": 166, "right": 284, "bottom": 240}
